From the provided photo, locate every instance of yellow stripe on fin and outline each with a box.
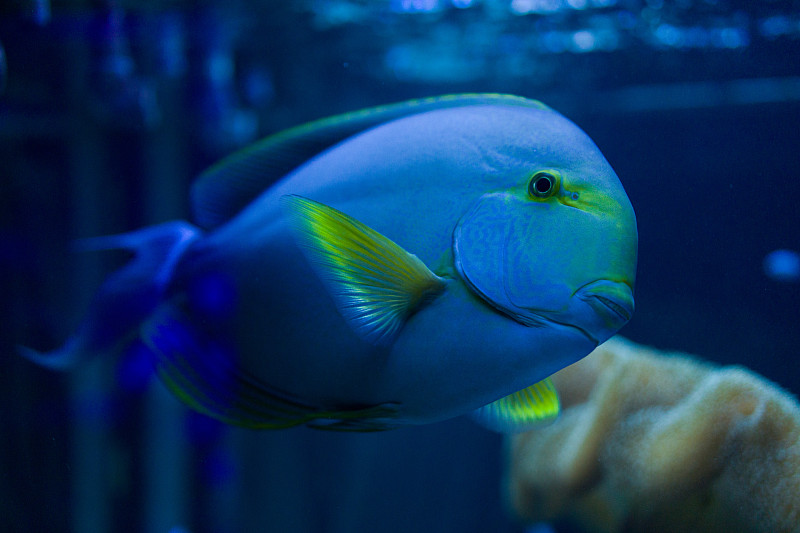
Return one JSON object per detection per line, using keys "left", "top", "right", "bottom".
{"left": 282, "top": 195, "right": 446, "bottom": 346}
{"left": 472, "top": 377, "right": 560, "bottom": 432}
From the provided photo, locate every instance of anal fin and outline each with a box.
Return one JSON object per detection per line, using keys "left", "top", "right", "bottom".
{"left": 145, "top": 307, "right": 399, "bottom": 431}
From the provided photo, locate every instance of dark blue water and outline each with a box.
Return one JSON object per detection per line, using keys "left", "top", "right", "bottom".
{"left": 2, "top": 1, "right": 798, "bottom": 532}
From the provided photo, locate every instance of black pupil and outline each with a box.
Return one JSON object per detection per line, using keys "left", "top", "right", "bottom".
{"left": 534, "top": 175, "right": 553, "bottom": 194}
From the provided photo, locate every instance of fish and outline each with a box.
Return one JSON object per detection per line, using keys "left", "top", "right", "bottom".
{"left": 21, "top": 94, "right": 638, "bottom": 432}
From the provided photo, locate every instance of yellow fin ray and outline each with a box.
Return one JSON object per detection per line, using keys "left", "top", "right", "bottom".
{"left": 282, "top": 195, "right": 445, "bottom": 345}
{"left": 472, "top": 377, "right": 560, "bottom": 432}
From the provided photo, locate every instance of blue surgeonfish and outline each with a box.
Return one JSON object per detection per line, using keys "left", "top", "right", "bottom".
{"left": 22, "top": 94, "right": 638, "bottom": 431}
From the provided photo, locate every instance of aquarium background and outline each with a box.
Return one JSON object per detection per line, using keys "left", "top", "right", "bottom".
{"left": 2, "top": 0, "right": 799, "bottom": 532}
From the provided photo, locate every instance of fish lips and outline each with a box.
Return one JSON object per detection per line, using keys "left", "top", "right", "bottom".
{"left": 576, "top": 279, "right": 634, "bottom": 340}
{"left": 502, "top": 280, "right": 635, "bottom": 345}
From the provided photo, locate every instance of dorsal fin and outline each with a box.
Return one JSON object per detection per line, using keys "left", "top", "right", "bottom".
{"left": 190, "top": 94, "right": 549, "bottom": 229}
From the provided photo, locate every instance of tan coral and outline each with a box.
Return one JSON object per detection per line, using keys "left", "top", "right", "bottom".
{"left": 507, "top": 337, "right": 800, "bottom": 533}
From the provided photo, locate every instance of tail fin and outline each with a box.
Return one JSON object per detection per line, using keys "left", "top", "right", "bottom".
{"left": 19, "top": 221, "right": 201, "bottom": 370}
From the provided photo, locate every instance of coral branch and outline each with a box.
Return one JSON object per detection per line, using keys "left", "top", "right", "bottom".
{"left": 507, "top": 337, "right": 800, "bottom": 533}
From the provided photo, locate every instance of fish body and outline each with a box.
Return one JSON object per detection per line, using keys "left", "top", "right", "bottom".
{"left": 24, "top": 95, "right": 637, "bottom": 431}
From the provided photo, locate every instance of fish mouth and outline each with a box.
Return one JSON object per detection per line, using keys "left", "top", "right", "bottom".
{"left": 578, "top": 279, "right": 635, "bottom": 328}
{"left": 458, "top": 269, "right": 626, "bottom": 348}
{"left": 457, "top": 266, "right": 603, "bottom": 344}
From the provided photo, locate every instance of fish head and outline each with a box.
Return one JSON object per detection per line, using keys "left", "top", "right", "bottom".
{"left": 454, "top": 145, "right": 637, "bottom": 346}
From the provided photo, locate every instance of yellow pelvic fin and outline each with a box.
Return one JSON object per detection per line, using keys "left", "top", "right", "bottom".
{"left": 472, "top": 377, "right": 560, "bottom": 432}
{"left": 281, "top": 195, "right": 446, "bottom": 346}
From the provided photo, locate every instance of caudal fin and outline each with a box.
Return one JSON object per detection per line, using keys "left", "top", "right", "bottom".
{"left": 18, "top": 221, "right": 200, "bottom": 370}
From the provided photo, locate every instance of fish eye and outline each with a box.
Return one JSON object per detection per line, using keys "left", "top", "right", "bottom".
{"left": 528, "top": 172, "right": 558, "bottom": 199}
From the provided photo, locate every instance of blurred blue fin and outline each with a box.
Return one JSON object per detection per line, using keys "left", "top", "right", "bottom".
{"left": 145, "top": 308, "right": 400, "bottom": 431}
{"left": 472, "top": 377, "right": 560, "bottom": 432}
{"left": 18, "top": 221, "right": 199, "bottom": 370}
{"left": 191, "top": 94, "right": 549, "bottom": 229}
{"left": 18, "top": 337, "right": 84, "bottom": 371}
{"left": 281, "top": 195, "right": 446, "bottom": 346}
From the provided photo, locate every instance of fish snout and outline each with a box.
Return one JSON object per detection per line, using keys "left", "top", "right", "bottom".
{"left": 577, "top": 280, "right": 634, "bottom": 343}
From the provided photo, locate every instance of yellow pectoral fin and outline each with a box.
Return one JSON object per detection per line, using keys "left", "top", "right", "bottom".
{"left": 472, "top": 377, "right": 560, "bottom": 432}
{"left": 281, "top": 195, "right": 446, "bottom": 346}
